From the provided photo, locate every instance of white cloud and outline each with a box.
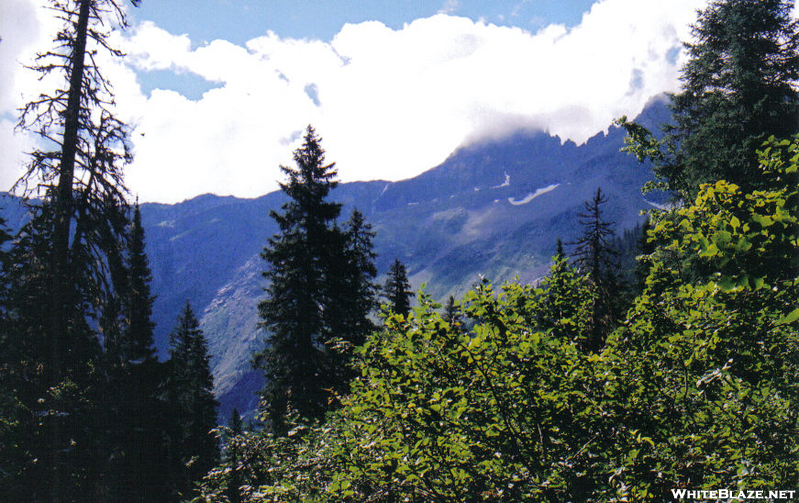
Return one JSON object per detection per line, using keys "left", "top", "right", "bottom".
{"left": 0, "top": 0, "right": 52, "bottom": 191}
{"left": 4, "top": 0, "right": 710, "bottom": 203}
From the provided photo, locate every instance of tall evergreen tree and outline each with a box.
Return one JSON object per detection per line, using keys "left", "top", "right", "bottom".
{"left": 256, "top": 126, "right": 343, "bottom": 434}
{"left": 104, "top": 203, "right": 171, "bottom": 500}
{"left": 4, "top": 0, "right": 140, "bottom": 498}
{"left": 324, "top": 209, "right": 379, "bottom": 393}
{"left": 166, "top": 301, "right": 220, "bottom": 500}
{"left": 15, "top": 0, "right": 139, "bottom": 377}
{"left": 619, "top": 0, "right": 799, "bottom": 198}
{"left": 569, "top": 188, "right": 622, "bottom": 351}
{"left": 103, "top": 204, "right": 155, "bottom": 364}
{"left": 671, "top": 0, "right": 799, "bottom": 195}
{"left": 340, "top": 209, "right": 378, "bottom": 348}
{"left": 383, "top": 258, "right": 414, "bottom": 318}
{"left": 123, "top": 203, "right": 157, "bottom": 363}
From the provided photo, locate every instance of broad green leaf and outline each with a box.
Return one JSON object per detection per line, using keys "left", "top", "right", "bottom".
{"left": 775, "top": 308, "right": 799, "bottom": 326}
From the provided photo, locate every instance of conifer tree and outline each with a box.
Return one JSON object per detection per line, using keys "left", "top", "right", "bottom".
{"left": 15, "top": 0, "right": 139, "bottom": 375}
{"left": 569, "top": 188, "right": 622, "bottom": 351}
{"left": 671, "top": 0, "right": 799, "bottom": 195}
{"left": 5, "top": 0, "right": 140, "bottom": 498}
{"left": 256, "top": 126, "right": 343, "bottom": 434}
{"left": 104, "top": 203, "right": 171, "bottom": 499}
{"left": 324, "top": 209, "right": 378, "bottom": 393}
{"left": 123, "top": 203, "right": 157, "bottom": 363}
{"left": 340, "top": 209, "right": 378, "bottom": 347}
{"left": 383, "top": 258, "right": 414, "bottom": 317}
{"left": 619, "top": 0, "right": 799, "bottom": 198}
{"left": 167, "top": 301, "right": 220, "bottom": 499}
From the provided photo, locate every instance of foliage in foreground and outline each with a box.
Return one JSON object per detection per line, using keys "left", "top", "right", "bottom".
{"left": 200, "top": 138, "right": 799, "bottom": 501}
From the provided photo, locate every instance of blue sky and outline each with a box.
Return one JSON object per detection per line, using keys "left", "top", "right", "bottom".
{"left": 132, "top": 1, "right": 599, "bottom": 44}
{"left": 2, "top": 0, "right": 735, "bottom": 203}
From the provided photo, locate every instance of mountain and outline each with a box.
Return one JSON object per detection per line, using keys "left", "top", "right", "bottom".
{"left": 1, "top": 96, "right": 671, "bottom": 421}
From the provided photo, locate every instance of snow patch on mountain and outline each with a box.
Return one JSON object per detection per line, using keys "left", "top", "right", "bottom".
{"left": 508, "top": 184, "right": 560, "bottom": 206}
{"left": 492, "top": 172, "right": 511, "bottom": 189}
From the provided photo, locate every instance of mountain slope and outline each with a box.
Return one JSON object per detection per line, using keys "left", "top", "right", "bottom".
{"left": 136, "top": 98, "right": 668, "bottom": 420}
{"left": 1, "top": 97, "right": 670, "bottom": 420}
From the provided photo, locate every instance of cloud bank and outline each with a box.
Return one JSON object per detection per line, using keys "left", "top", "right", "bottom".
{"left": 0, "top": 0, "right": 54, "bottom": 193}
{"left": 3, "top": 0, "right": 710, "bottom": 203}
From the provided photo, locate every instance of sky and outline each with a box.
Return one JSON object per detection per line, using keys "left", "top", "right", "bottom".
{"left": 3, "top": 0, "right": 792, "bottom": 204}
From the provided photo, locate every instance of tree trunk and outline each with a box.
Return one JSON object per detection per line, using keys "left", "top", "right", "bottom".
{"left": 49, "top": 1, "right": 91, "bottom": 499}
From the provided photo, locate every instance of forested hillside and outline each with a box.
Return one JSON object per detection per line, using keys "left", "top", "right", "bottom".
{"left": 127, "top": 99, "right": 667, "bottom": 421}
{"left": 0, "top": 0, "right": 797, "bottom": 501}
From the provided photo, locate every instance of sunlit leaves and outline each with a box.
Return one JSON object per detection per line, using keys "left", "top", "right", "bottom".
{"left": 198, "top": 137, "right": 799, "bottom": 502}
{"left": 323, "top": 284, "right": 616, "bottom": 501}
{"left": 603, "top": 136, "right": 799, "bottom": 496}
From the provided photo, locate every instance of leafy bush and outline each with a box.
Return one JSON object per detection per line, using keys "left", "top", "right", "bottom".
{"left": 199, "top": 137, "right": 799, "bottom": 502}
